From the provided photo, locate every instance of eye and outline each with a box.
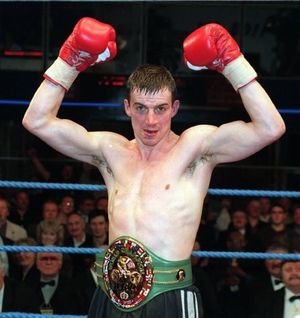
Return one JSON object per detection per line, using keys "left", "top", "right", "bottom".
{"left": 135, "top": 105, "right": 147, "bottom": 114}
{"left": 155, "top": 106, "right": 167, "bottom": 114}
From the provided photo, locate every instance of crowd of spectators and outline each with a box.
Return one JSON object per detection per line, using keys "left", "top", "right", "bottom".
{"left": 0, "top": 154, "right": 300, "bottom": 317}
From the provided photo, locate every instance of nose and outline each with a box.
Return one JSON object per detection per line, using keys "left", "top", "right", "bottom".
{"left": 145, "top": 110, "right": 157, "bottom": 125}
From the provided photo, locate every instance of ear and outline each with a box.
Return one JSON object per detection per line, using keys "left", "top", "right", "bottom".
{"left": 124, "top": 99, "right": 131, "bottom": 117}
{"left": 171, "top": 100, "right": 180, "bottom": 118}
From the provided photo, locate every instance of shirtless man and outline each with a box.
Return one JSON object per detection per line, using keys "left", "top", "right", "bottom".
{"left": 22, "top": 17, "right": 285, "bottom": 317}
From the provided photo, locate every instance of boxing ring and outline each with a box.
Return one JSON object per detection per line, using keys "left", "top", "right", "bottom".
{"left": 1, "top": 180, "right": 300, "bottom": 318}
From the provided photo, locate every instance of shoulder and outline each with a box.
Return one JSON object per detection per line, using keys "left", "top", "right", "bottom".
{"left": 180, "top": 124, "right": 218, "bottom": 140}
{"left": 174, "top": 124, "right": 218, "bottom": 162}
{"left": 6, "top": 221, "right": 27, "bottom": 235}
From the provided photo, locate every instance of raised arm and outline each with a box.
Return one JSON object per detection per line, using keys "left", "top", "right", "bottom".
{"left": 183, "top": 23, "right": 285, "bottom": 164}
{"left": 22, "top": 17, "right": 117, "bottom": 164}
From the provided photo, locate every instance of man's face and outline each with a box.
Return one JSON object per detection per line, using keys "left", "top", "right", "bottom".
{"left": 232, "top": 211, "right": 247, "bottom": 230}
{"left": 96, "top": 198, "right": 108, "bottom": 211}
{"left": 16, "top": 250, "right": 36, "bottom": 268}
{"left": 36, "top": 253, "right": 62, "bottom": 278}
{"left": 226, "top": 231, "right": 246, "bottom": 251}
{"left": 43, "top": 203, "right": 58, "bottom": 220}
{"left": 124, "top": 89, "right": 179, "bottom": 147}
{"left": 265, "top": 248, "right": 287, "bottom": 278}
{"left": 80, "top": 199, "right": 95, "bottom": 215}
{"left": 67, "top": 214, "right": 85, "bottom": 238}
{"left": 60, "top": 196, "right": 75, "bottom": 215}
{"left": 282, "top": 261, "right": 300, "bottom": 292}
{"left": 247, "top": 200, "right": 261, "bottom": 218}
{"left": 271, "top": 206, "right": 286, "bottom": 225}
{"left": 16, "top": 192, "right": 30, "bottom": 210}
{"left": 0, "top": 199, "right": 9, "bottom": 224}
{"left": 90, "top": 216, "right": 107, "bottom": 238}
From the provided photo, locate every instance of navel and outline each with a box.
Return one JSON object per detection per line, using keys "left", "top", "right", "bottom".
{"left": 165, "top": 184, "right": 170, "bottom": 190}
{"left": 115, "top": 189, "right": 118, "bottom": 195}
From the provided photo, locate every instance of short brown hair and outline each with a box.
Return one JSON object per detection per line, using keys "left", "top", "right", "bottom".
{"left": 126, "top": 64, "right": 177, "bottom": 102}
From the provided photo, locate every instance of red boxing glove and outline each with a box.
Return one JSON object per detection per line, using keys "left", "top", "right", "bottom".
{"left": 183, "top": 23, "right": 240, "bottom": 72}
{"left": 59, "top": 17, "right": 116, "bottom": 71}
{"left": 44, "top": 17, "right": 117, "bottom": 91}
{"left": 183, "top": 23, "right": 257, "bottom": 91}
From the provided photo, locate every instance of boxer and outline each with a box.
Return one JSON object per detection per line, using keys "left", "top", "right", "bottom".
{"left": 23, "top": 17, "right": 285, "bottom": 317}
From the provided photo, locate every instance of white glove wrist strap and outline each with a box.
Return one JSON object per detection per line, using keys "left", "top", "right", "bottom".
{"left": 222, "top": 55, "right": 257, "bottom": 91}
{"left": 44, "top": 57, "right": 79, "bottom": 91}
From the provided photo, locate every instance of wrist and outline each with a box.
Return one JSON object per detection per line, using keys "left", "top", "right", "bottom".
{"left": 222, "top": 55, "right": 257, "bottom": 92}
{"left": 43, "top": 57, "right": 79, "bottom": 91}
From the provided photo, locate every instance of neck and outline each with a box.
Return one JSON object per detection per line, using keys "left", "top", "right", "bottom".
{"left": 271, "top": 224, "right": 285, "bottom": 231}
{"left": 17, "top": 208, "right": 27, "bottom": 216}
{"left": 74, "top": 233, "right": 85, "bottom": 242}
{"left": 288, "top": 287, "right": 300, "bottom": 295}
{"left": 135, "top": 131, "right": 178, "bottom": 160}
{"left": 41, "top": 274, "right": 57, "bottom": 281}
{"left": 93, "top": 234, "right": 107, "bottom": 247}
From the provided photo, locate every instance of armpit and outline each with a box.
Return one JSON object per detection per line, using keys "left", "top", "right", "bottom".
{"left": 91, "top": 155, "right": 113, "bottom": 176}
{"left": 185, "top": 153, "right": 211, "bottom": 176}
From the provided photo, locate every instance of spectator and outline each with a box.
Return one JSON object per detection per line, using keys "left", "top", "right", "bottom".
{"left": 192, "top": 240, "right": 220, "bottom": 318}
{"left": 250, "top": 243, "right": 288, "bottom": 317}
{"left": 71, "top": 254, "right": 97, "bottom": 314}
{"left": 246, "top": 198, "right": 267, "bottom": 235}
{"left": 215, "top": 198, "right": 232, "bottom": 232}
{"left": 288, "top": 204, "right": 300, "bottom": 251}
{"left": 251, "top": 258, "right": 300, "bottom": 318}
{"left": 216, "top": 231, "right": 255, "bottom": 318}
{"left": 0, "top": 197, "right": 27, "bottom": 242}
{"left": 64, "top": 212, "right": 93, "bottom": 277}
{"left": 11, "top": 237, "right": 39, "bottom": 284}
{"left": 259, "top": 197, "right": 272, "bottom": 223}
{"left": 0, "top": 254, "right": 39, "bottom": 313}
{"left": 58, "top": 195, "right": 75, "bottom": 225}
{"left": 27, "top": 147, "right": 78, "bottom": 184}
{"left": 217, "top": 209, "right": 262, "bottom": 252}
{"left": 89, "top": 210, "right": 109, "bottom": 248}
{"left": 9, "top": 190, "right": 38, "bottom": 232}
{"left": 41, "top": 199, "right": 59, "bottom": 221}
{"left": 36, "top": 219, "right": 64, "bottom": 246}
{"left": 33, "top": 252, "right": 78, "bottom": 314}
{"left": 258, "top": 204, "right": 292, "bottom": 250}
{"left": 77, "top": 195, "right": 95, "bottom": 225}
{"left": 95, "top": 193, "right": 108, "bottom": 213}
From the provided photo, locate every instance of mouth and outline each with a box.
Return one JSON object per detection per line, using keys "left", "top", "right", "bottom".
{"left": 143, "top": 129, "right": 158, "bottom": 138}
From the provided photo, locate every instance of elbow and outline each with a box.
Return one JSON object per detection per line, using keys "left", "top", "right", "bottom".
{"left": 267, "top": 119, "right": 286, "bottom": 143}
{"left": 22, "top": 115, "right": 35, "bottom": 133}
{"left": 22, "top": 113, "right": 45, "bottom": 135}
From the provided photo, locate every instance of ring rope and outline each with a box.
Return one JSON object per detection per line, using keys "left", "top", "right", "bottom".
{"left": 1, "top": 245, "right": 300, "bottom": 260}
{"left": 0, "top": 180, "right": 299, "bottom": 197}
{"left": 0, "top": 314, "right": 86, "bottom": 318}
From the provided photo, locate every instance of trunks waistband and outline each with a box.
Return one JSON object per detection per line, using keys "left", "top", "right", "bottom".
{"left": 93, "top": 236, "right": 193, "bottom": 312}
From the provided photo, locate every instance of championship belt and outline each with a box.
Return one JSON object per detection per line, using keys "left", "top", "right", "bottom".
{"left": 94, "top": 237, "right": 193, "bottom": 312}
{"left": 101, "top": 238, "right": 154, "bottom": 310}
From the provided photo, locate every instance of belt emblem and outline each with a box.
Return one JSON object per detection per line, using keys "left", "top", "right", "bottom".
{"left": 102, "top": 238, "right": 154, "bottom": 309}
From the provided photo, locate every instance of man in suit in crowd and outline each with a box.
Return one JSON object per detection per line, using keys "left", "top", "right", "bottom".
{"left": 250, "top": 243, "right": 287, "bottom": 317}
{"left": 33, "top": 252, "right": 78, "bottom": 314}
{"left": 64, "top": 212, "right": 94, "bottom": 277}
{"left": 72, "top": 254, "right": 98, "bottom": 315}
{"left": 251, "top": 258, "right": 300, "bottom": 318}
{"left": 0, "top": 197, "right": 27, "bottom": 242}
{"left": 0, "top": 254, "right": 38, "bottom": 313}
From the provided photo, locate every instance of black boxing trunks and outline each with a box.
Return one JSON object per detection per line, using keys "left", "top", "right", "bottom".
{"left": 93, "top": 236, "right": 193, "bottom": 312}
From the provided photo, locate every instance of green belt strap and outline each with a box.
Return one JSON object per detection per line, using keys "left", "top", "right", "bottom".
{"left": 94, "top": 237, "right": 193, "bottom": 312}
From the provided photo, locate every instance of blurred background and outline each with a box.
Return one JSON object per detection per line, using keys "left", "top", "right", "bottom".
{"left": 0, "top": 1, "right": 299, "bottom": 190}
